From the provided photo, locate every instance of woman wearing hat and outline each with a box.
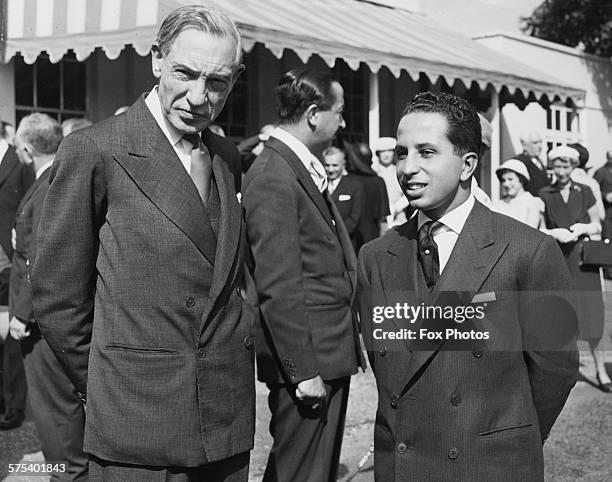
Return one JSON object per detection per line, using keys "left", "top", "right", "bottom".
{"left": 492, "top": 159, "right": 544, "bottom": 228}
{"left": 540, "top": 145, "right": 611, "bottom": 392}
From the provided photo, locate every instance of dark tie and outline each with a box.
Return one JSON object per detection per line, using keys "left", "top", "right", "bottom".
{"left": 183, "top": 133, "right": 212, "bottom": 202}
{"left": 417, "top": 221, "right": 440, "bottom": 289}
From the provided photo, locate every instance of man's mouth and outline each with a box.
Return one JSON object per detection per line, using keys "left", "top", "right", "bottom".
{"left": 403, "top": 181, "right": 428, "bottom": 195}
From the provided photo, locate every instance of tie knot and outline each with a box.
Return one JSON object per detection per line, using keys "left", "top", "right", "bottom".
{"left": 183, "top": 133, "right": 201, "bottom": 149}
{"left": 418, "top": 220, "right": 438, "bottom": 241}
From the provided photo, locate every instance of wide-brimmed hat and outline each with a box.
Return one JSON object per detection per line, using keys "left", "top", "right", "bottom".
{"left": 496, "top": 159, "right": 530, "bottom": 181}
{"left": 548, "top": 145, "right": 579, "bottom": 162}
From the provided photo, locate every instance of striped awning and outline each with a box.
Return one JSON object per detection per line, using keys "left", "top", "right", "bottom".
{"left": 1, "top": 0, "right": 585, "bottom": 103}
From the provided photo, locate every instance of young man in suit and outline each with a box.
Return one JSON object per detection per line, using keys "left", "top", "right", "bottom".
{"left": 8, "top": 113, "right": 88, "bottom": 479}
{"left": 323, "top": 146, "right": 365, "bottom": 250}
{"left": 516, "top": 130, "right": 549, "bottom": 197}
{"left": 31, "top": 5, "right": 254, "bottom": 480}
{"left": 0, "top": 119, "right": 34, "bottom": 429}
{"left": 243, "top": 68, "right": 365, "bottom": 481}
{"left": 357, "top": 92, "right": 579, "bottom": 481}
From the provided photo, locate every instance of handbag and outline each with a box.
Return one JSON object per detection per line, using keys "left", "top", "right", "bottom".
{"left": 579, "top": 238, "right": 612, "bottom": 267}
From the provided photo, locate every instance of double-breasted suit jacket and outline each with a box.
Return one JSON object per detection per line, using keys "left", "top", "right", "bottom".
{"left": 31, "top": 97, "right": 255, "bottom": 467}
{"left": 243, "top": 137, "right": 365, "bottom": 385}
{"left": 358, "top": 201, "right": 579, "bottom": 481}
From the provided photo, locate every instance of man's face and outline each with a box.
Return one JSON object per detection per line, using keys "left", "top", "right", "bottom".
{"left": 152, "top": 29, "right": 240, "bottom": 134}
{"left": 395, "top": 112, "right": 475, "bottom": 219}
{"left": 378, "top": 149, "right": 395, "bottom": 167}
{"left": 324, "top": 153, "right": 345, "bottom": 181}
{"left": 553, "top": 158, "right": 573, "bottom": 185}
{"left": 522, "top": 132, "right": 543, "bottom": 157}
{"left": 314, "top": 82, "right": 346, "bottom": 147}
{"left": 14, "top": 135, "right": 33, "bottom": 166}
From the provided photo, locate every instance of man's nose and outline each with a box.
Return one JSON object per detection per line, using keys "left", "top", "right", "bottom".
{"left": 397, "top": 154, "right": 418, "bottom": 176}
{"left": 186, "top": 78, "right": 208, "bottom": 105}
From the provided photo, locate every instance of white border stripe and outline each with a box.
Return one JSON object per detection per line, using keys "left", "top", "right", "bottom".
{"left": 100, "top": 0, "right": 121, "bottom": 32}
{"left": 36, "top": 0, "right": 54, "bottom": 37}
{"left": 66, "top": 0, "right": 86, "bottom": 34}
{"left": 7, "top": 0, "right": 25, "bottom": 38}
{"left": 136, "top": 0, "right": 157, "bottom": 26}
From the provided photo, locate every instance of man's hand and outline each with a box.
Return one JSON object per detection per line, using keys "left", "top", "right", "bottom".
{"left": 295, "top": 375, "right": 326, "bottom": 409}
{"left": 9, "top": 317, "right": 30, "bottom": 340}
{"left": 548, "top": 228, "right": 575, "bottom": 244}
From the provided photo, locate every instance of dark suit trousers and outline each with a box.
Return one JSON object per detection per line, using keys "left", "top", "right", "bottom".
{"left": 2, "top": 332, "right": 26, "bottom": 411}
{"left": 263, "top": 377, "right": 350, "bottom": 482}
{"left": 89, "top": 452, "right": 249, "bottom": 482}
{"left": 22, "top": 335, "right": 88, "bottom": 481}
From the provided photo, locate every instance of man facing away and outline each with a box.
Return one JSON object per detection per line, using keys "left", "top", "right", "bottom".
{"left": 243, "top": 68, "right": 365, "bottom": 482}
{"left": 323, "top": 146, "right": 365, "bottom": 250}
{"left": 357, "top": 92, "right": 578, "bottom": 481}
{"left": 515, "top": 130, "right": 549, "bottom": 197}
{"left": 9, "top": 113, "right": 88, "bottom": 480}
{"left": 31, "top": 5, "right": 255, "bottom": 480}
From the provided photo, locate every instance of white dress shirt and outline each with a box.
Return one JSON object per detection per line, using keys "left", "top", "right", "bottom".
{"left": 145, "top": 87, "right": 197, "bottom": 174}
{"left": 327, "top": 176, "right": 342, "bottom": 195}
{"left": 0, "top": 139, "right": 9, "bottom": 164}
{"left": 271, "top": 127, "right": 328, "bottom": 193}
{"left": 417, "top": 195, "right": 475, "bottom": 274}
{"left": 36, "top": 160, "right": 53, "bottom": 179}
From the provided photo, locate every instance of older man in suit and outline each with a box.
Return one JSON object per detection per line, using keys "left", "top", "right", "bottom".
{"left": 516, "top": 130, "right": 549, "bottom": 197}
{"left": 9, "top": 113, "right": 88, "bottom": 479}
{"left": 243, "top": 68, "right": 365, "bottom": 481}
{"left": 31, "top": 5, "right": 254, "bottom": 480}
{"left": 0, "top": 119, "right": 34, "bottom": 428}
{"left": 357, "top": 92, "right": 578, "bottom": 481}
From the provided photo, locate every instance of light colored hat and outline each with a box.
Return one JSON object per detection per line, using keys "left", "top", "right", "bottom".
{"left": 373, "top": 137, "right": 396, "bottom": 152}
{"left": 548, "top": 145, "right": 579, "bottom": 162}
{"left": 496, "top": 159, "right": 530, "bottom": 181}
{"left": 478, "top": 113, "right": 492, "bottom": 148}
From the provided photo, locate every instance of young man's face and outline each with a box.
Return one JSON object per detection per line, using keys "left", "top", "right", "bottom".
{"left": 324, "top": 153, "right": 345, "bottom": 181}
{"left": 395, "top": 112, "right": 476, "bottom": 219}
{"left": 314, "top": 82, "right": 346, "bottom": 148}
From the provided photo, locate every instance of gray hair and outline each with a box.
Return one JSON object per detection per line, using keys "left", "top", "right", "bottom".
{"left": 16, "top": 113, "right": 63, "bottom": 155}
{"left": 155, "top": 4, "right": 243, "bottom": 66}
{"left": 323, "top": 146, "right": 345, "bottom": 161}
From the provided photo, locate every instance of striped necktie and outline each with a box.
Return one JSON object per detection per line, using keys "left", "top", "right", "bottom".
{"left": 183, "top": 133, "right": 212, "bottom": 202}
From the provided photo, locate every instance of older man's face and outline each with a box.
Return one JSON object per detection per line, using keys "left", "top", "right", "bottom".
{"left": 152, "top": 29, "right": 240, "bottom": 134}
{"left": 522, "top": 132, "right": 543, "bottom": 158}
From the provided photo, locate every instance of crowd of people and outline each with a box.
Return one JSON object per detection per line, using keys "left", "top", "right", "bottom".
{"left": 0, "top": 3, "right": 610, "bottom": 482}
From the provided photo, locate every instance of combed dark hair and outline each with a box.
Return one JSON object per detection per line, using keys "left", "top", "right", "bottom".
{"left": 567, "top": 142, "right": 589, "bottom": 169}
{"left": 17, "top": 113, "right": 63, "bottom": 155}
{"left": 276, "top": 68, "right": 338, "bottom": 124}
{"left": 401, "top": 92, "right": 481, "bottom": 157}
{"left": 155, "top": 4, "right": 242, "bottom": 64}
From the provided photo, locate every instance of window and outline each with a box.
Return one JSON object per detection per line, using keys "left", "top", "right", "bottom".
{"left": 214, "top": 66, "right": 248, "bottom": 139}
{"left": 333, "top": 59, "right": 368, "bottom": 143}
{"left": 14, "top": 53, "right": 86, "bottom": 124}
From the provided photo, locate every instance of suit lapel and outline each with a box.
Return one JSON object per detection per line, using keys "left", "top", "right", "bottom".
{"left": 267, "top": 138, "right": 335, "bottom": 230}
{"left": 326, "top": 190, "right": 357, "bottom": 289}
{"left": 0, "top": 148, "right": 18, "bottom": 187}
{"left": 112, "top": 97, "right": 217, "bottom": 265}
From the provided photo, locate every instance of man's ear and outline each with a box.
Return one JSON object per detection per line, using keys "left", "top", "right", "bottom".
{"left": 151, "top": 45, "right": 163, "bottom": 79}
{"left": 460, "top": 151, "right": 478, "bottom": 182}
{"left": 306, "top": 104, "right": 320, "bottom": 130}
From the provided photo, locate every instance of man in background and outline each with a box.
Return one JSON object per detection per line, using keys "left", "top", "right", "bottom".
{"left": 9, "top": 113, "right": 88, "bottom": 479}
{"left": 373, "top": 136, "right": 408, "bottom": 227}
{"left": 515, "top": 130, "right": 549, "bottom": 196}
{"left": 0, "top": 117, "right": 34, "bottom": 428}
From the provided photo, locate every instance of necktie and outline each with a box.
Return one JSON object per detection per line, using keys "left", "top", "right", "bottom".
{"left": 417, "top": 221, "right": 440, "bottom": 289}
{"left": 183, "top": 133, "right": 212, "bottom": 202}
{"left": 310, "top": 158, "right": 328, "bottom": 193}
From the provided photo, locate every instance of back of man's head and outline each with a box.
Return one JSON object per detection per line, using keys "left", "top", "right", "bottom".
{"left": 275, "top": 68, "right": 338, "bottom": 125}
{"left": 155, "top": 4, "right": 242, "bottom": 65}
{"left": 402, "top": 91, "right": 481, "bottom": 157}
{"left": 17, "top": 113, "right": 63, "bottom": 156}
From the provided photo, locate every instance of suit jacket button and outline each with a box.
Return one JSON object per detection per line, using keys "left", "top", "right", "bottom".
{"left": 450, "top": 393, "right": 462, "bottom": 406}
{"left": 379, "top": 346, "right": 387, "bottom": 357}
{"left": 390, "top": 395, "right": 400, "bottom": 409}
{"left": 472, "top": 348, "right": 484, "bottom": 358}
{"left": 397, "top": 442, "right": 407, "bottom": 454}
{"left": 197, "top": 348, "right": 206, "bottom": 358}
{"left": 243, "top": 336, "right": 253, "bottom": 349}
{"left": 185, "top": 296, "right": 195, "bottom": 307}
{"left": 448, "top": 447, "right": 459, "bottom": 459}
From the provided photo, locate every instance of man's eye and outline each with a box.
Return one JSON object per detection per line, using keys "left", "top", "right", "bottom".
{"left": 207, "top": 79, "right": 228, "bottom": 91}
{"left": 421, "top": 150, "right": 435, "bottom": 158}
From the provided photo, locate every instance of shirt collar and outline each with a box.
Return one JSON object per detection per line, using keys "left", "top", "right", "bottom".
{"left": 417, "top": 194, "right": 475, "bottom": 235}
{"left": 36, "top": 160, "right": 53, "bottom": 179}
{"left": 271, "top": 127, "right": 324, "bottom": 173}
{"left": 145, "top": 87, "right": 184, "bottom": 148}
{"left": 0, "top": 139, "right": 9, "bottom": 163}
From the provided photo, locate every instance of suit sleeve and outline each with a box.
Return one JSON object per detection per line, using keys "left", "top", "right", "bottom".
{"left": 520, "top": 234, "right": 579, "bottom": 442}
{"left": 12, "top": 184, "right": 48, "bottom": 324}
{"left": 356, "top": 245, "right": 376, "bottom": 373}
{"left": 30, "top": 132, "right": 107, "bottom": 395}
{"left": 243, "top": 172, "right": 319, "bottom": 383}
{"left": 343, "top": 182, "right": 364, "bottom": 235}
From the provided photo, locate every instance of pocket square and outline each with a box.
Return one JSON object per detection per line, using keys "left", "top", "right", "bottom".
{"left": 338, "top": 194, "right": 351, "bottom": 201}
{"left": 470, "top": 292, "right": 496, "bottom": 303}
